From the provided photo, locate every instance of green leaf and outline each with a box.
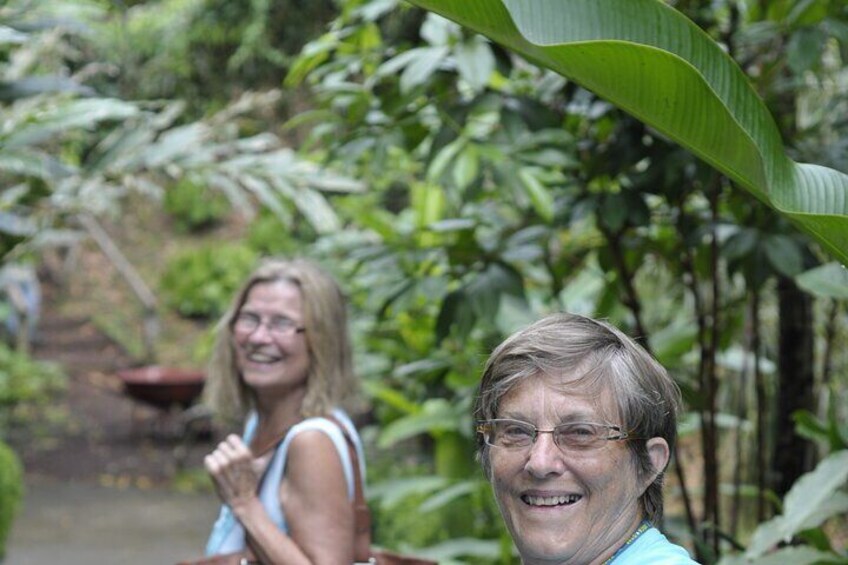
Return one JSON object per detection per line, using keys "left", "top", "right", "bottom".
{"left": 415, "top": 538, "right": 502, "bottom": 560}
{"left": 454, "top": 37, "right": 495, "bottom": 91}
{"left": 518, "top": 167, "right": 554, "bottom": 222}
{"left": 411, "top": 183, "right": 446, "bottom": 230}
{"left": 287, "top": 186, "right": 341, "bottom": 234}
{"left": 745, "top": 450, "right": 848, "bottom": 557}
{"left": 786, "top": 0, "right": 829, "bottom": 27}
{"left": 0, "top": 26, "right": 27, "bottom": 45}
{"left": 3, "top": 98, "right": 139, "bottom": 148}
{"left": 452, "top": 145, "right": 480, "bottom": 191}
{"left": 466, "top": 263, "right": 525, "bottom": 324}
{"left": 763, "top": 235, "right": 804, "bottom": 277}
{"left": 361, "top": 381, "right": 421, "bottom": 414}
{"left": 787, "top": 27, "right": 826, "bottom": 74}
{"left": 377, "top": 399, "right": 462, "bottom": 447}
{"left": 400, "top": 45, "right": 450, "bottom": 93}
{"left": 418, "top": 480, "right": 478, "bottom": 512}
{"left": 795, "top": 262, "right": 848, "bottom": 300}
{"left": 0, "top": 149, "right": 74, "bottom": 181}
{"left": 720, "top": 546, "right": 845, "bottom": 565}
{"left": 0, "top": 75, "right": 93, "bottom": 101}
{"left": 428, "top": 138, "right": 467, "bottom": 182}
{"left": 368, "top": 476, "right": 448, "bottom": 509}
{"left": 649, "top": 319, "right": 698, "bottom": 367}
{"left": 403, "top": 0, "right": 848, "bottom": 266}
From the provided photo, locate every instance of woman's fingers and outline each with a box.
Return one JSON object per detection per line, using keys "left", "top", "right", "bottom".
{"left": 204, "top": 434, "right": 260, "bottom": 506}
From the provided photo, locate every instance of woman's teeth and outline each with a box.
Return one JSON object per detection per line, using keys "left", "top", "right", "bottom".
{"left": 522, "top": 494, "right": 582, "bottom": 507}
{"left": 247, "top": 352, "right": 281, "bottom": 363}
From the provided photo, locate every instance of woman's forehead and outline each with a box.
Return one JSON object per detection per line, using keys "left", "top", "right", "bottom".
{"left": 497, "top": 371, "right": 618, "bottom": 420}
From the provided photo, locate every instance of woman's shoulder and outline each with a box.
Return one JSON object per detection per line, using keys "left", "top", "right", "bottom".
{"left": 289, "top": 409, "right": 355, "bottom": 438}
{"left": 285, "top": 410, "right": 358, "bottom": 455}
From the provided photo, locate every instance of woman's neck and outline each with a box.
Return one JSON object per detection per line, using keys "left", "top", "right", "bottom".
{"left": 251, "top": 387, "right": 308, "bottom": 455}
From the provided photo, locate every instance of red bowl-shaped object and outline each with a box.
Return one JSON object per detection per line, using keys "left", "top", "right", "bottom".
{"left": 116, "top": 366, "right": 205, "bottom": 410}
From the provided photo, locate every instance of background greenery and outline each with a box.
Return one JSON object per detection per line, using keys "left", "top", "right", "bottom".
{"left": 1, "top": 0, "right": 846, "bottom": 563}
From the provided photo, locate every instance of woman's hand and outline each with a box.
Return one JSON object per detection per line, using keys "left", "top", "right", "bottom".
{"left": 204, "top": 434, "right": 260, "bottom": 513}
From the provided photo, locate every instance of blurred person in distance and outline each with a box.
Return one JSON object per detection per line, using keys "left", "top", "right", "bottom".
{"left": 199, "top": 257, "right": 364, "bottom": 564}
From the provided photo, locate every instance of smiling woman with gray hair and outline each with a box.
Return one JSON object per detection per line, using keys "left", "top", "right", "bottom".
{"left": 474, "top": 312, "right": 699, "bottom": 564}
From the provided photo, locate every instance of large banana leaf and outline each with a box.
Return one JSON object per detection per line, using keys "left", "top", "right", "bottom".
{"left": 404, "top": 0, "right": 848, "bottom": 266}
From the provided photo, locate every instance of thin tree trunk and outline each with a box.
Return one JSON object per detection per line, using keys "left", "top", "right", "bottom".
{"left": 731, "top": 293, "right": 754, "bottom": 537}
{"left": 772, "top": 276, "right": 816, "bottom": 497}
{"left": 703, "top": 179, "right": 721, "bottom": 554}
{"left": 752, "top": 288, "right": 768, "bottom": 521}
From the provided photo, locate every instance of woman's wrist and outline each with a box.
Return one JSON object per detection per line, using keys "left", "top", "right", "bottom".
{"left": 229, "top": 492, "right": 262, "bottom": 519}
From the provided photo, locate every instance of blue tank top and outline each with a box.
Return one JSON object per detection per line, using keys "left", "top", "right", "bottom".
{"left": 204, "top": 408, "right": 364, "bottom": 556}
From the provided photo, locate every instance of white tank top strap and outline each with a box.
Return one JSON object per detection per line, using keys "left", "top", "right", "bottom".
{"left": 206, "top": 409, "right": 365, "bottom": 552}
{"left": 258, "top": 409, "right": 364, "bottom": 534}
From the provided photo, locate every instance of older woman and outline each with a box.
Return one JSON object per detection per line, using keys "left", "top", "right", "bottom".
{"left": 200, "top": 258, "right": 364, "bottom": 564}
{"left": 475, "top": 313, "right": 699, "bottom": 564}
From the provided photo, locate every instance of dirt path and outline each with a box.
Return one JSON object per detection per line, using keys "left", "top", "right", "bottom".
{"left": 8, "top": 286, "right": 216, "bottom": 485}
{"left": 4, "top": 284, "right": 223, "bottom": 564}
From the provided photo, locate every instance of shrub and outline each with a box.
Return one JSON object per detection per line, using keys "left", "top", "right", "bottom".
{"left": 163, "top": 178, "right": 231, "bottom": 233}
{"left": 246, "top": 209, "right": 301, "bottom": 256}
{"left": 0, "top": 343, "right": 65, "bottom": 431}
{"left": 160, "top": 244, "right": 258, "bottom": 319}
{"left": 0, "top": 440, "right": 23, "bottom": 559}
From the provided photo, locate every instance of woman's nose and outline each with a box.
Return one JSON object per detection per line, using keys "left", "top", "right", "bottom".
{"left": 523, "top": 432, "right": 567, "bottom": 478}
{"left": 246, "top": 323, "right": 274, "bottom": 343}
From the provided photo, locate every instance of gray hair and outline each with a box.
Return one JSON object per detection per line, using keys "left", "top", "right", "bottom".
{"left": 203, "top": 257, "right": 355, "bottom": 424}
{"left": 474, "top": 312, "right": 681, "bottom": 524}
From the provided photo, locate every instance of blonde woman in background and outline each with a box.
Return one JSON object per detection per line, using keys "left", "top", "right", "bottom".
{"left": 200, "top": 258, "right": 364, "bottom": 564}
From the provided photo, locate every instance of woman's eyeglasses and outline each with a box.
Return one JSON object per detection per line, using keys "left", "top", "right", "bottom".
{"left": 476, "top": 418, "right": 631, "bottom": 451}
{"left": 233, "top": 312, "right": 305, "bottom": 337}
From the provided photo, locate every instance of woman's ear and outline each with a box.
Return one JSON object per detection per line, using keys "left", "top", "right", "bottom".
{"left": 645, "top": 437, "right": 670, "bottom": 483}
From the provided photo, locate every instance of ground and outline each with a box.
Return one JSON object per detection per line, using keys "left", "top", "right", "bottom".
{"left": 7, "top": 282, "right": 217, "bottom": 487}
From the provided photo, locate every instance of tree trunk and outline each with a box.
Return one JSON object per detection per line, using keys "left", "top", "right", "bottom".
{"left": 772, "top": 276, "right": 815, "bottom": 497}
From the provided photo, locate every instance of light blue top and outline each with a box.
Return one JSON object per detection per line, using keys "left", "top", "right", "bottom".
{"left": 612, "top": 526, "right": 699, "bottom": 564}
{"left": 204, "top": 408, "right": 365, "bottom": 556}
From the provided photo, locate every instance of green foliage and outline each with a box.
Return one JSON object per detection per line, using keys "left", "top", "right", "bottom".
{"left": 405, "top": 0, "right": 848, "bottom": 266}
{"left": 717, "top": 450, "right": 848, "bottom": 565}
{"left": 288, "top": 1, "right": 848, "bottom": 561}
{"left": 366, "top": 455, "right": 509, "bottom": 563}
{"left": 0, "top": 344, "right": 58, "bottom": 555}
{"left": 160, "top": 244, "right": 258, "bottom": 319}
{"left": 92, "top": 0, "right": 337, "bottom": 111}
{"left": 246, "top": 207, "right": 312, "bottom": 256}
{"left": 0, "top": 343, "right": 66, "bottom": 430}
{"left": 0, "top": 440, "right": 23, "bottom": 560}
{"left": 163, "top": 178, "right": 231, "bottom": 233}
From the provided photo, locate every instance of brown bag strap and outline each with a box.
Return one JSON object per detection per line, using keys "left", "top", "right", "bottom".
{"left": 326, "top": 415, "right": 373, "bottom": 563}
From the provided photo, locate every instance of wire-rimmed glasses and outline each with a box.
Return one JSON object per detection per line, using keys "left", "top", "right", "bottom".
{"left": 476, "top": 418, "right": 631, "bottom": 452}
{"left": 232, "top": 312, "right": 305, "bottom": 337}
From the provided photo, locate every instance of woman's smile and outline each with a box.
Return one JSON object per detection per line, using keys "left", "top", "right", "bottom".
{"left": 521, "top": 491, "right": 583, "bottom": 508}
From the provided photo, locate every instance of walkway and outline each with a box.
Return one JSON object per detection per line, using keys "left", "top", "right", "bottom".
{"left": 6, "top": 476, "right": 220, "bottom": 564}
{"left": 3, "top": 282, "right": 221, "bottom": 564}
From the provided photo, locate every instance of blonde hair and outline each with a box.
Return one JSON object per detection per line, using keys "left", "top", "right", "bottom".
{"left": 203, "top": 257, "right": 355, "bottom": 424}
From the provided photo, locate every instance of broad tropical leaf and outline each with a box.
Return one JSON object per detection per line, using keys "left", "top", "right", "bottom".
{"left": 744, "top": 450, "right": 848, "bottom": 558}
{"left": 403, "top": 0, "right": 848, "bottom": 265}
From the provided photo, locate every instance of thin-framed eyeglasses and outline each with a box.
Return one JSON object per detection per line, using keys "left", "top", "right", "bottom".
{"left": 476, "top": 418, "right": 632, "bottom": 452}
{"left": 232, "top": 312, "right": 305, "bottom": 337}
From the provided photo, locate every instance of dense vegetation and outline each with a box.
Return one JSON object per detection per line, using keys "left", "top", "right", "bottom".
{"left": 1, "top": 0, "right": 846, "bottom": 563}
